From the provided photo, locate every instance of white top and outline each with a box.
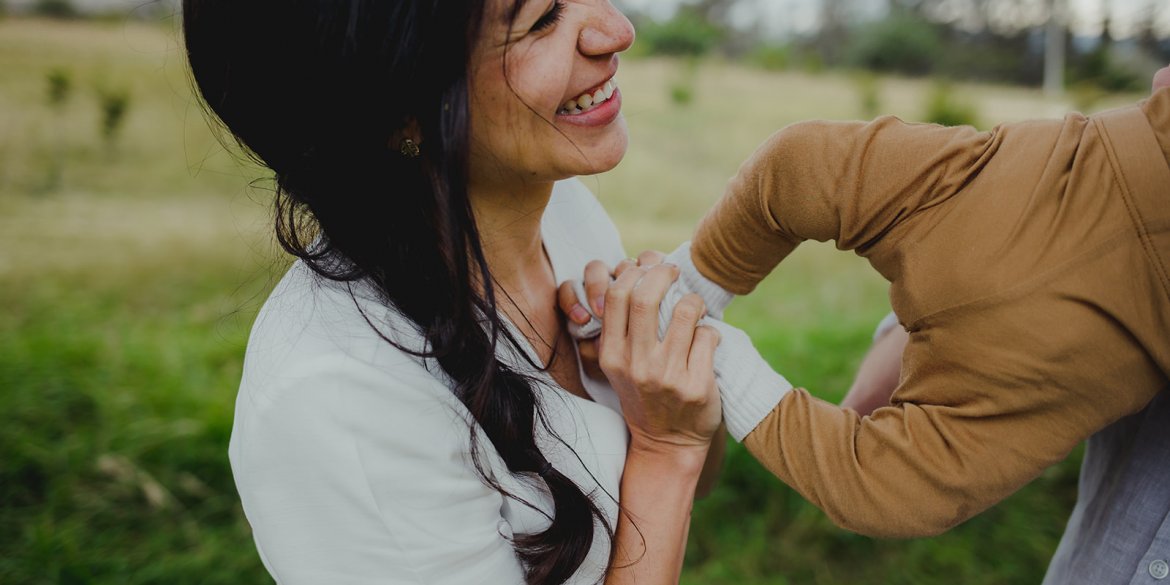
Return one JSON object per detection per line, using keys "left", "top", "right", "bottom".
{"left": 229, "top": 179, "right": 630, "bottom": 585}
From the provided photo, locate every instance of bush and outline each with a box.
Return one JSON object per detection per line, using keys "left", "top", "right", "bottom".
{"left": 1070, "top": 47, "right": 1146, "bottom": 93}
{"left": 934, "top": 36, "right": 1043, "bottom": 86}
{"left": 668, "top": 58, "right": 699, "bottom": 106}
{"left": 925, "top": 82, "right": 979, "bottom": 128}
{"left": 97, "top": 86, "right": 131, "bottom": 145}
{"left": 46, "top": 68, "right": 72, "bottom": 109}
{"left": 846, "top": 14, "right": 942, "bottom": 76}
{"left": 33, "top": 0, "right": 76, "bottom": 19}
{"left": 637, "top": 11, "right": 722, "bottom": 58}
{"left": 749, "top": 44, "right": 792, "bottom": 71}
{"left": 1069, "top": 81, "right": 1109, "bottom": 112}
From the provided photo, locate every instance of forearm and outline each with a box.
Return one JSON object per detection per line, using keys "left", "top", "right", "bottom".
{"left": 607, "top": 447, "right": 706, "bottom": 584}
{"left": 694, "top": 423, "right": 725, "bottom": 499}
{"left": 744, "top": 391, "right": 1010, "bottom": 538}
{"left": 840, "top": 323, "right": 908, "bottom": 416}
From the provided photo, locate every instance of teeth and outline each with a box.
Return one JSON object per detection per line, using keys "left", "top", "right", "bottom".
{"left": 559, "top": 79, "right": 618, "bottom": 115}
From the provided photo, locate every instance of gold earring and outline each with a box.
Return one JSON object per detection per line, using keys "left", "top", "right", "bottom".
{"left": 400, "top": 138, "right": 420, "bottom": 158}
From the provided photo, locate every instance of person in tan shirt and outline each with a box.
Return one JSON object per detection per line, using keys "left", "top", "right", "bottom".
{"left": 564, "top": 78, "right": 1170, "bottom": 539}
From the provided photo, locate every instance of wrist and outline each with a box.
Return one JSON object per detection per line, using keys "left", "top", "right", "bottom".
{"left": 626, "top": 438, "right": 711, "bottom": 477}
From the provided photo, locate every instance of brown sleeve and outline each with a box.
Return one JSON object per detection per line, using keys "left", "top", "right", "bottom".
{"left": 690, "top": 116, "right": 999, "bottom": 293}
{"left": 698, "top": 111, "right": 1168, "bottom": 538}
{"left": 744, "top": 293, "right": 1164, "bottom": 539}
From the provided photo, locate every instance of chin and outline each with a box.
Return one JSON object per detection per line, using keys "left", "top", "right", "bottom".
{"left": 569, "top": 125, "right": 629, "bottom": 176}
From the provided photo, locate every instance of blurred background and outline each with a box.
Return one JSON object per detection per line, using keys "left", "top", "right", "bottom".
{"left": 1, "top": 0, "right": 1165, "bottom": 583}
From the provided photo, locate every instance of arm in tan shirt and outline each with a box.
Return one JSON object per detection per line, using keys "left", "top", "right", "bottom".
{"left": 690, "top": 101, "right": 1170, "bottom": 537}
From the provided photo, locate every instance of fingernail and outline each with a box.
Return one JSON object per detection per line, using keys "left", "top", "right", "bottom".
{"left": 569, "top": 304, "right": 591, "bottom": 324}
{"left": 593, "top": 295, "right": 605, "bottom": 316}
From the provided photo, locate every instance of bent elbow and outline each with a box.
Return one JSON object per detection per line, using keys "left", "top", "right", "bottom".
{"left": 747, "top": 121, "right": 845, "bottom": 244}
{"left": 821, "top": 495, "right": 972, "bottom": 539}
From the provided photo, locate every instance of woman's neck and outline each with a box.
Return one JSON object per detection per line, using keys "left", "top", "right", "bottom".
{"left": 469, "top": 179, "right": 589, "bottom": 399}
{"left": 470, "top": 180, "right": 556, "bottom": 293}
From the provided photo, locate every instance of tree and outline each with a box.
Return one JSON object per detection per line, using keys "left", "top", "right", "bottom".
{"left": 816, "top": 0, "right": 851, "bottom": 65}
{"left": 1043, "top": 0, "right": 1067, "bottom": 96}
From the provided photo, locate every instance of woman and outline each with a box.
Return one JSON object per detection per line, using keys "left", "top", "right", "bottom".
{"left": 183, "top": 0, "right": 722, "bottom": 583}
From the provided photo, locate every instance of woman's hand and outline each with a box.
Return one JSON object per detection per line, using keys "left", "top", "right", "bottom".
{"left": 558, "top": 251, "right": 666, "bottom": 381}
{"left": 597, "top": 262, "right": 722, "bottom": 457}
{"left": 597, "top": 262, "right": 722, "bottom": 584}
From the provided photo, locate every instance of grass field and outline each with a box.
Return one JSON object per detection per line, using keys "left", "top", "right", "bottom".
{"left": 1, "top": 17, "right": 1143, "bottom": 585}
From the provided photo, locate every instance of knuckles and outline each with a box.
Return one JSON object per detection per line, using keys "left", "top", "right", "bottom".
{"left": 672, "top": 296, "right": 705, "bottom": 323}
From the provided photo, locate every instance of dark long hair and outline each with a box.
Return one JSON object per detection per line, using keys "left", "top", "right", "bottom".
{"left": 182, "top": 1, "right": 612, "bottom": 582}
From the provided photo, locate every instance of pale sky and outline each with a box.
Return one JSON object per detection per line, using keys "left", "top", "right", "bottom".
{"left": 620, "top": 0, "right": 1169, "bottom": 39}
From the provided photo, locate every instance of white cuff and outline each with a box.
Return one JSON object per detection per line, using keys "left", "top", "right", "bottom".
{"left": 706, "top": 320, "right": 792, "bottom": 442}
{"left": 663, "top": 241, "right": 734, "bottom": 321}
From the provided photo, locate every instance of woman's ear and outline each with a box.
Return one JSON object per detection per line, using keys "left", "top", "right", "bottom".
{"left": 390, "top": 117, "right": 423, "bottom": 158}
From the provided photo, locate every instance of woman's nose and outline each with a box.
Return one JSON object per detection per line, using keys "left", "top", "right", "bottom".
{"left": 579, "top": 1, "right": 635, "bottom": 57}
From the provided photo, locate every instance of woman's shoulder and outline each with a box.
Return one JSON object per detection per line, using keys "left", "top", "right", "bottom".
{"left": 235, "top": 261, "right": 455, "bottom": 420}
{"left": 228, "top": 267, "right": 526, "bottom": 583}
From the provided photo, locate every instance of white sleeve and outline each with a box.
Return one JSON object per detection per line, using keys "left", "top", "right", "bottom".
{"left": 230, "top": 359, "right": 526, "bottom": 585}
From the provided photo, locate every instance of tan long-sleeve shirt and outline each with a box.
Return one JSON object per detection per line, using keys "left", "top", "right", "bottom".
{"left": 692, "top": 90, "right": 1170, "bottom": 538}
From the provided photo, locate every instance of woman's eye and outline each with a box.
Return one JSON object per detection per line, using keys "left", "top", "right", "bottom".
{"left": 530, "top": 0, "right": 565, "bottom": 33}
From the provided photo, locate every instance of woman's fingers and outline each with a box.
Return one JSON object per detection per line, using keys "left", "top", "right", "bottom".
{"left": 599, "top": 265, "right": 647, "bottom": 359}
{"left": 557, "top": 280, "right": 592, "bottom": 325}
{"left": 661, "top": 293, "right": 706, "bottom": 369}
{"left": 688, "top": 325, "right": 720, "bottom": 376}
{"left": 636, "top": 250, "right": 666, "bottom": 267}
{"left": 583, "top": 260, "right": 612, "bottom": 316}
{"left": 613, "top": 258, "right": 638, "bottom": 279}
{"left": 627, "top": 264, "right": 679, "bottom": 352}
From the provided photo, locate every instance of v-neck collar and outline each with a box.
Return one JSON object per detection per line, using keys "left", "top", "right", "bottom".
{"left": 490, "top": 201, "right": 624, "bottom": 418}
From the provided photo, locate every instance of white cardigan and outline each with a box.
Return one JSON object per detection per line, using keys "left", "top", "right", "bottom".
{"left": 230, "top": 179, "right": 630, "bottom": 585}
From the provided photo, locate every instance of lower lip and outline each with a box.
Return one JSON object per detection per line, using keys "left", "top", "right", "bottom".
{"left": 555, "top": 88, "right": 622, "bottom": 128}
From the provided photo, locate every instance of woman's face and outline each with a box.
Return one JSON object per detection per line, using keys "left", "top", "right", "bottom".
{"left": 467, "top": 0, "right": 635, "bottom": 190}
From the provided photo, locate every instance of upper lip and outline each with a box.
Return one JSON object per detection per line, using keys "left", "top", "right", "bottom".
{"left": 564, "top": 57, "right": 619, "bottom": 102}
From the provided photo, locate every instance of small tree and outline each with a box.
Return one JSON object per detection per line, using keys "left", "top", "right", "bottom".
{"left": 925, "top": 82, "right": 979, "bottom": 128}
{"left": 637, "top": 11, "right": 722, "bottom": 58}
{"left": 97, "top": 87, "right": 131, "bottom": 147}
{"left": 846, "top": 13, "right": 942, "bottom": 76}
{"left": 46, "top": 68, "right": 73, "bottom": 109}
{"left": 43, "top": 68, "right": 74, "bottom": 193}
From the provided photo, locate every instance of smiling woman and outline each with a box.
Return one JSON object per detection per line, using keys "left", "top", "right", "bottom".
{"left": 181, "top": 0, "right": 721, "bottom": 584}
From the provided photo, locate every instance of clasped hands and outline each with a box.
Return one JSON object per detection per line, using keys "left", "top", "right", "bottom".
{"left": 556, "top": 250, "right": 723, "bottom": 457}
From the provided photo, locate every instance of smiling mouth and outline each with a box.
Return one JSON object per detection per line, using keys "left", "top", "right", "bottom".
{"left": 557, "top": 78, "right": 618, "bottom": 115}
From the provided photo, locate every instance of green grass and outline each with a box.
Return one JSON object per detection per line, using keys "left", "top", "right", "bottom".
{"left": 1, "top": 17, "right": 1133, "bottom": 584}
